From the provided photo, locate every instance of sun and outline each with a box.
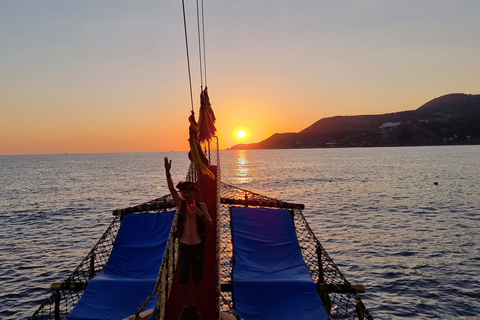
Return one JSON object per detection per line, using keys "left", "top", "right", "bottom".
{"left": 236, "top": 129, "right": 247, "bottom": 139}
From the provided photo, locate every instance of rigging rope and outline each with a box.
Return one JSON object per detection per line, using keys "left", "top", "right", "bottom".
{"left": 181, "top": 0, "right": 194, "bottom": 112}
{"left": 196, "top": 0, "right": 203, "bottom": 89}
{"left": 201, "top": 0, "right": 207, "bottom": 88}
{"left": 196, "top": 0, "right": 208, "bottom": 89}
{"left": 182, "top": 0, "right": 208, "bottom": 111}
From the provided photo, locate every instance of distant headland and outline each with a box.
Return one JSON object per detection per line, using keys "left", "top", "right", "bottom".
{"left": 228, "top": 93, "right": 480, "bottom": 150}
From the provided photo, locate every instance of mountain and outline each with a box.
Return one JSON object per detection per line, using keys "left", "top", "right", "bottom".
{"left": 228, "top": 93, "right": 480, "bottom": 150}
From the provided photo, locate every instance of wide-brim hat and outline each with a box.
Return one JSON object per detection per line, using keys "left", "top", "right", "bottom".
{"left": 176, "top": 181, "right": 199, "bottom": 192}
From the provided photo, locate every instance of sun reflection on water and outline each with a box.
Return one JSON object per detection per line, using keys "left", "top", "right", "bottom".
{"left": 233, "top": 150, "right": 252, "bottom": 184}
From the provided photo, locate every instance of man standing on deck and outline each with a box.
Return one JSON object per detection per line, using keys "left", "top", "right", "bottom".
{"left": 164, "top": 157, "right": 212, "bottom": 320}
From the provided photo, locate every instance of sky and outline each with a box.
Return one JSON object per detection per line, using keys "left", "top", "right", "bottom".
{"left": 1, "top": 0, "right": 479, "bottom": 155}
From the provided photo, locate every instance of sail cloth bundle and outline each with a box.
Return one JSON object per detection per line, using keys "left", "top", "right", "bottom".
{"left": 198, "top": 87, "right": 216, "bottom": 142}
{"left": 180, "top": 0, "right": 216, "bottom": 178}
{"left": 188, "top": 87, "right": 216, "bottom": 179}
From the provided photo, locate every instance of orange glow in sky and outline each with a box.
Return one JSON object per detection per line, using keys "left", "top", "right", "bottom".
{"left": 1, "top": 1, "right": 479, "bottom": 155}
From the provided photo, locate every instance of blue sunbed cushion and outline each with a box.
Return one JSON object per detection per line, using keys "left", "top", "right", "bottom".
{"left": 230, "top": 207, "right": 328, "bottom": 320}
{"left": 68, "top": 211, "right": 175, "bottom": 320}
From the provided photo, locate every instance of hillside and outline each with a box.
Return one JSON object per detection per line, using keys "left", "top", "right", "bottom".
{"left": 228, "top": 93, "right": 480, "bottom": 150}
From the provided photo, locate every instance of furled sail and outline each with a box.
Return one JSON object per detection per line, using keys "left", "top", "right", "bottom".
{"left": 188, "top": 111, "right": 215, "bottom": 179}
{"left": 198, "top": 87, "right": 216, "bottom": 142}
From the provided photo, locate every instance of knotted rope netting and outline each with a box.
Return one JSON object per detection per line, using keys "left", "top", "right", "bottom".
{"left": 218, "top": 183, "right": 373, "bottom": 320}
{"left": 31, "top": 137, "right": 372, "bottom": 319}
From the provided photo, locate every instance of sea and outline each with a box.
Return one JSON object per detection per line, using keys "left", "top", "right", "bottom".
{"left": 1, "top": 146, "right": 479, "bottom": 319}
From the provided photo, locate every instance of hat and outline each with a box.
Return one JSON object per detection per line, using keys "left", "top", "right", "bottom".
{"left": 176, "top": 181, "right": 199, "bottom": 192}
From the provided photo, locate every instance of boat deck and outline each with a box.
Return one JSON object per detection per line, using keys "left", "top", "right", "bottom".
{"left": 30, "top": 183, "right": 372, "bottom": 320}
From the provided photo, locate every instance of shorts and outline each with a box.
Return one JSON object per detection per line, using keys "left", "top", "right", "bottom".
{"left": 178, "top": 242, "right": 206, "bottom": 284}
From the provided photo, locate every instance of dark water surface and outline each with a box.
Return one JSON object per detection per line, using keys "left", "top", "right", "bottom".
{"left": 1, "top": 146, "right": 479, "bottom": 319}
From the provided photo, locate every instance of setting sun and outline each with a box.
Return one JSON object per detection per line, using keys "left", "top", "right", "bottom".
{"left": 236, "top": 129, "right": 247, "bottom": 139}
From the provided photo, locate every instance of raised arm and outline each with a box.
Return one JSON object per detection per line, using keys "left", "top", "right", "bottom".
{"left": 164, "top": 157, "right": 181, "bottom": 208}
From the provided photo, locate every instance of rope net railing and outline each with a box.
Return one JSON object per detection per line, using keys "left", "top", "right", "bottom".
{"left": 30, "top": 212, "right": 121, "bottom": 320}
{"left": 131, "top": 204, "right": 179, "bottom": 320}
{"left": 30, "top": 136, "right": 372, "bottom": 320}
{"left": 218, "top": 183, "right": 373, "bottom": 320}
{"left": 29, "top": 194, "right": 177, "bottom": 320}
{"left": 30, "top": 138, "right": 219, "bottom": 320}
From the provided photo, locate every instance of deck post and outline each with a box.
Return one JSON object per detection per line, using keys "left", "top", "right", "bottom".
{"left": 89, "top": 254, "right": 95, "bottom": 280}
{"left": 54, "top": 291, "right": 61, "bottom": 320}
{"left": 317, "top": 245, "right": 332, "bottom": 313}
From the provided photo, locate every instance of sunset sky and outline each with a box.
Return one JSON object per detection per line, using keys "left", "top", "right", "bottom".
{"left": 1, "top": 1, "right": 479, "bottom": 155}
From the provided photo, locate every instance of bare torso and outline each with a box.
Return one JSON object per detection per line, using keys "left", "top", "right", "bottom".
{"left": 164, "top": 157, "right": 211, "bottom": 245}
{"left": 178, "top": 203, "right": 202, "bottom": 245}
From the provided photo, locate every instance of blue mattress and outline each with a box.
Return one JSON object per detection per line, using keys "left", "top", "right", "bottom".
{"left": 230, "top": 207, "right": 328, "bottom": 320}
{"left": 68, "top": 211, "right": 175, "bottom": 320}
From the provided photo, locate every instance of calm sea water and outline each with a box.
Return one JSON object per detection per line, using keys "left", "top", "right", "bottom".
{"left": 1, "top": 146, "right": 479, "bottom": 319}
